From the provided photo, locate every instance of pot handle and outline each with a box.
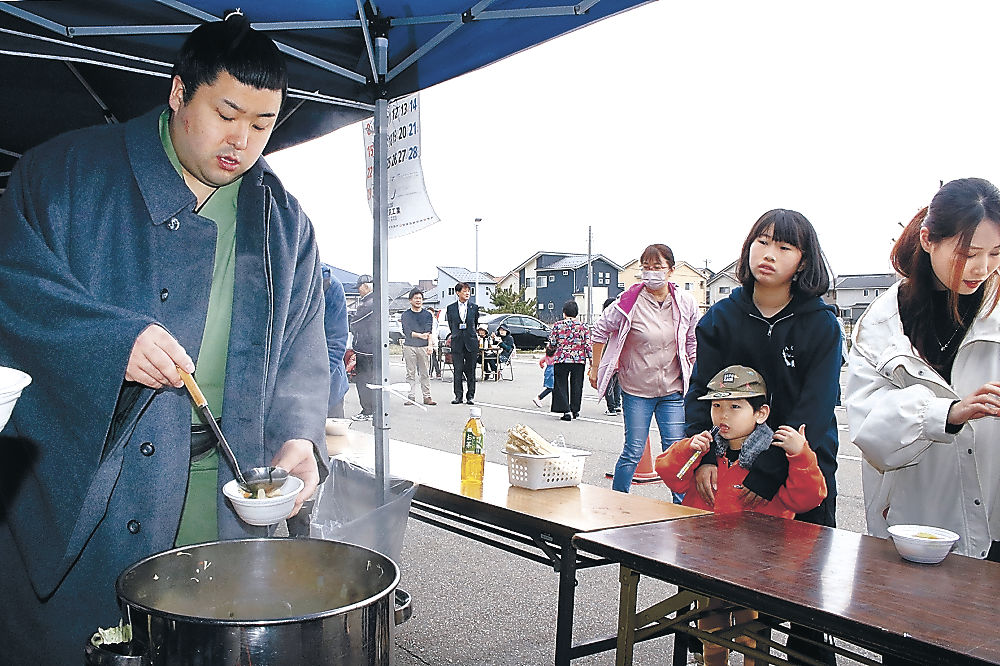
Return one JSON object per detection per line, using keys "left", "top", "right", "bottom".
{"left": 394, "top": 588, "right": 412, "bottom": 626}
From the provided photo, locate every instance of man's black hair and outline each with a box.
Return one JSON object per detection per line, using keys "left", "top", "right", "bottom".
{"left": 562, "top": 300, "right": 579, "bottom": 318}
{"left": 173, "top": 13, "right": 288, "bottom": 104}
{"left": 408, "top": 287, "right": 424, "bottom": 300}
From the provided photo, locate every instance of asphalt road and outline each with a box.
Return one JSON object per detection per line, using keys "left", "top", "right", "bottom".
{"left": 335, "top": 349, "right": 867, "bottom": 665}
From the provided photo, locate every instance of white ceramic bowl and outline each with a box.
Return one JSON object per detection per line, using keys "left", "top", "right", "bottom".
{"left": 223, "top": 475, "right": 304, "bottom": 527}
{"left": 887, "top": 524, "right": 960, "bottom": 564}
{"left": 0, "top": 367, "right": 31, "bottom": 430}
{"left": 325, "top": 417, "right": 352, "bottom": 436}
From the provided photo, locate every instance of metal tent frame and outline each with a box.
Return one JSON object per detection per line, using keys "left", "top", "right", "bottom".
{"left": 0, "top": 0, "right": 653, "bottom": 500}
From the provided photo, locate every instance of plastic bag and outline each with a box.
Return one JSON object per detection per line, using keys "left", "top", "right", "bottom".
{"left": 309, "top": 455, "right": 416, "bottom": 565}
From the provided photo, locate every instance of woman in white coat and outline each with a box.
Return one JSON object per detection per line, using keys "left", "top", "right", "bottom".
{"left": 847, "top": 178, "right": 1000, "bottom": 567}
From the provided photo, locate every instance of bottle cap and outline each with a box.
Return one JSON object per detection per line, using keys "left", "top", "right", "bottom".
{"left": 469, "top": 406, "right": 482, "bottom": 418}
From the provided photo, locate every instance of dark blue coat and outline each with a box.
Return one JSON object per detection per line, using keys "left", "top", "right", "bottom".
{"left": 322, "top": 265, "right": 350, "bottom": 408}
{"left": 0, "top": 108, "right": 329, "bottom": 661}
{"left": 684, "top": 286, "right": 842, "bottom": 507}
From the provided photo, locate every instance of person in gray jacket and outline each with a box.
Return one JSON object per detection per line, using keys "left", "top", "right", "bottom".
{"left": 0, "top": 15, "right": 329, "bottom": 663}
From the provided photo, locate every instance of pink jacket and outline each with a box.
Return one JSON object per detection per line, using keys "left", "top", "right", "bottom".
{"left": 591, "top": 282, "right": 699, "bottom": 397}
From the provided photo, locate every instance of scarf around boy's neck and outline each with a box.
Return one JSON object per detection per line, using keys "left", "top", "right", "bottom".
{"left": 714, "top": 422, "right": 774, "bottom": 470}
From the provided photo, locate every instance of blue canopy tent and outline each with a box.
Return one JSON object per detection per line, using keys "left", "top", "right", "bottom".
{"left": 0, "top": 0, "right": 652, "bottom": 501}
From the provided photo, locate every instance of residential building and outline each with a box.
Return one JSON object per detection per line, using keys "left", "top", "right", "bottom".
{"left": 832, "top": 273, "right": 900, "bottom": 322}
{"left": 620, "top": 258, "right": 710, "bottom": 308}
{"left": 535, "top": 254, "right": 623, "bottom": 323}
{"left": 707, "top": 261, "right": 739, "bottom": 307}
{"left": 496, "top": 251, "right": 577, "bottom": 305}
{"left": 435, "top": 266, "right": 497, "bottom": 308}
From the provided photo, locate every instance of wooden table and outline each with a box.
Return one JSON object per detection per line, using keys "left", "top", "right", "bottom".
{"left": 574, "top": 512, "right": 1000, "bottom": 666}
{"left": 327, "top": 431, "right": 705, "bottom": 665}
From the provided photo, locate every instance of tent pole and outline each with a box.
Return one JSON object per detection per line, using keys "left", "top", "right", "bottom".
{"left": 372, "top": 35, "right": 390, "bottom": 505}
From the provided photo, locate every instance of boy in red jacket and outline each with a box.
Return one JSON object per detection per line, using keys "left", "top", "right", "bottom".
{"left": 655, "top": 365, "right": 826, "bottom": 666}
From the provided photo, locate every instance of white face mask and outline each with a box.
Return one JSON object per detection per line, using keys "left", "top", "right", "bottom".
{"left": 641, "top": 270, "right": 667, "bottom": 290}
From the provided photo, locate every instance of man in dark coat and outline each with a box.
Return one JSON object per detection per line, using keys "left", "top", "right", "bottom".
{"left": 350, "top": 274, "right": 376, "bottom": 420}
{"left": 0, "top": 16, "right": 328, "bottom": 663}
{"left": 446, "top": 282, "right": 481, "bottom": 404}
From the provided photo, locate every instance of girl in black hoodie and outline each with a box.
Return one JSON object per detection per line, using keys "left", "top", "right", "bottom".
{"left": 684, "top": 209, "right": 842, "bottom": 663}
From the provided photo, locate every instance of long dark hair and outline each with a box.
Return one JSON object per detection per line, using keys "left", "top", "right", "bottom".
{"left": 892, "top": 178, "right": 1000, "bottom": 361}
{"left": 736, "top": 209, "right": 831, "bottom": 297}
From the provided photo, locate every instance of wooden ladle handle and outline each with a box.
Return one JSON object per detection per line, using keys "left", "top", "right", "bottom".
{"left": 177, "top": 368, "right": 207, "bottom": 408}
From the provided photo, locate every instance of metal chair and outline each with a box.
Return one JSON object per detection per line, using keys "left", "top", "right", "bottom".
{"left": 495, "top": 346, "right": 515, "bottom": 381}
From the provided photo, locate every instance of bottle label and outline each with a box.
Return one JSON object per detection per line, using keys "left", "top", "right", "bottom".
{"left": 463, "top": 429, "right": 483, "bottom": 455}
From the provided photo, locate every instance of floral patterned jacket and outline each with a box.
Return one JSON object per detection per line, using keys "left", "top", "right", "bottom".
{"left": 550, "top": 317, "right": 591, "bottom": 364}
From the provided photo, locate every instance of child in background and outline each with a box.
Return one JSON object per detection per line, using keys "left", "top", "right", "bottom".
{"left": 656, "top": 365, "right": 826, "bottom": 666}
{"left": 496, "top": 325, "right": 515, "bottom": 365}
{"left": 532, "top": 346, "right": 555, "bottom": 408}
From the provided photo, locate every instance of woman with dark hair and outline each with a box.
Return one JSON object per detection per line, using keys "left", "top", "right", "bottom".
{"left": 591, "top": 244, "right": 699, "bottom": 495}
{"left": 684, "top": 210, "right": 842, "bottom": 664}
{"left": 847, "top": 178, "right": 1000, "bottom": 574}
{"left": 549, "top": 300, "right": 591, "bottom": 421}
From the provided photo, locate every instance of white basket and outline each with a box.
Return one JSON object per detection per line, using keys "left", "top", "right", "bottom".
{"left": 506, "top": 447, "right": 591, "bottom": 490}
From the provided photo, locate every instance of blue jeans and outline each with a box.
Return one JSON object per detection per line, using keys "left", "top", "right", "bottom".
{"left": 613, "top": 390, "right": 685, "bottom": 500}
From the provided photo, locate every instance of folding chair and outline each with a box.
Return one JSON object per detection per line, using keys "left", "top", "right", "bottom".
{"left": 440, "top": 339, "right": 454, "bottom": 382}
{"left": 496, "top": 346, "right": 515, "bottom": 381}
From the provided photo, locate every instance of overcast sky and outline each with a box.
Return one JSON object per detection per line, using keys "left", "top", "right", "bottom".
{"left": 267, "top": 0, "right": 1000, "bottom": 284}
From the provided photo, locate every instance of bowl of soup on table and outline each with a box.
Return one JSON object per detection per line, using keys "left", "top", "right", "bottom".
{"left": 887, "top": 524, "right": 960, "bottom": 564}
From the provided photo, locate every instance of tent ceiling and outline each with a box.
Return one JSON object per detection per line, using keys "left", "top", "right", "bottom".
{"left": 0, "top": 0, "right": 650, "bottom": 189}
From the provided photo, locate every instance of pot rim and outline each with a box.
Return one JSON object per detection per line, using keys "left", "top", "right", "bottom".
{"left": 116, "top": 538, "right": 400, "bottom": 626}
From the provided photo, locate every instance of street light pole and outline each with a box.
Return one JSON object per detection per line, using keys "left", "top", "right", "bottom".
{"left": 474, "top": 217, "right": 482, "bottom": 305}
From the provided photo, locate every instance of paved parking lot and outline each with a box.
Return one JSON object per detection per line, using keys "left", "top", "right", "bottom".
{"left": 334, "top": 351, "right": 866, "bottom": 665}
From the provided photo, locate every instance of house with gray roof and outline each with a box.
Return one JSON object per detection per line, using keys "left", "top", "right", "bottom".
{"left": 832, "top": 273, "right": 900, "bottom": 322}
{"left": 435, "top": 266, "right": 497, "bottom": 308}
{"left": 535, "top": 254, "right": 623, "bottom": 323}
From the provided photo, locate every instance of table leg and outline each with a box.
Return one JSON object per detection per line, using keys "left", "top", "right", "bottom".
{"left": 616, "top": 566, "right": 640, "bottom": 666}
{"left": 554, "top": 543, "right": 578, "bottom": 666}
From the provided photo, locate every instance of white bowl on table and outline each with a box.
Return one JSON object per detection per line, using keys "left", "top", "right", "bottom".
{"left": 223, "top": 475, "right": 304, "bottom": 526}
{"left": 0, "top": 367, "right": 32, "bottom": 430}
{"left": 325, "top": 417, "right": 352, "bottom": 436}
{"left": 887, "top": 524, "right": 960, "bottom": 564}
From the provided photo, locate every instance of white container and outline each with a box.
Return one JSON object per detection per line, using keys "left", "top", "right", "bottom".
{"left": 887, "top": 524, "right": 960, "bottom": 564}
{"left": 224, "top": 475, "right": 304, "bottom": 526}
{"left": 506, "top": 447, "right": 591, "bottom": 490}
{"left": 325, "top": 417, "right": 352, "bottom": 436}
{"left": 0, "top": 367, "right": 31, "bottom": 431}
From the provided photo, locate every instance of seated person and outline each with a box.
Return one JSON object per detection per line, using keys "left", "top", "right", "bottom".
{"left": 478, "top": 324, "right": 498, "bottom": 377}
{"left": 496, "top": 325, "right": 515, "bottom": 364}
{"left": 655, "top": 365, "right": 827, "bottom": 666}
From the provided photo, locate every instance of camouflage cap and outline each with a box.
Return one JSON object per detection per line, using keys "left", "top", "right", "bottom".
{"left": 698, "top": 364, "right": 767, "bottom": 400}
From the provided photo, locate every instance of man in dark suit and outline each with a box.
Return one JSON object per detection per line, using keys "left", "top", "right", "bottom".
{"left": 446, "top": 281, "right": 480, "bottom": 404}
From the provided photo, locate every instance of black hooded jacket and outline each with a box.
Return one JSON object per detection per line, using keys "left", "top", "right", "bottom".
{"left": 684, "top": 285, "right": 842, "bottom": 512}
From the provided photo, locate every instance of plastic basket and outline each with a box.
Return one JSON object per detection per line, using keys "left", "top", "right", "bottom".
{"left": 506, "top": 447, "right": 591, "bottom": 490}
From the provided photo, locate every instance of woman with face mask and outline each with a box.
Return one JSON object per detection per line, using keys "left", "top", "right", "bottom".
{"left": 590, "top": 244, "right": 700, "bottom": 495}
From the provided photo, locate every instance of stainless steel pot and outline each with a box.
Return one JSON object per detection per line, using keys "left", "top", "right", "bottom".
{"left": 116, "top": 538, "right": 398, "bottom": 666}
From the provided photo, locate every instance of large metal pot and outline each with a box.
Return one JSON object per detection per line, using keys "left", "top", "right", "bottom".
{"left": 116, "top": 538, "right": 398, "bottom": 666}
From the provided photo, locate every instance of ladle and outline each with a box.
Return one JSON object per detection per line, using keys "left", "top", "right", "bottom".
{"left": 177, "top": 368, "right": 288, "bottom": 495}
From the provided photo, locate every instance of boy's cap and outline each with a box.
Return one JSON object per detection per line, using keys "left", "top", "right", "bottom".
{"left": 698, "top": 365, "right": 767, "bottom": 400}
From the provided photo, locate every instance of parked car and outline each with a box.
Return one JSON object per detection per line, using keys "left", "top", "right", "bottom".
{"left": 484, "top": 314, "right": 550, "bottom": 350}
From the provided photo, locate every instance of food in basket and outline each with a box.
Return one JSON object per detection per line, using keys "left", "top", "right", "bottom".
{"left": 506, "top": 424, "right": 559, "bottom": 456}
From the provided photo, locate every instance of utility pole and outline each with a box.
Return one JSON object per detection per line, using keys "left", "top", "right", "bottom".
{"left": 474, "top": 217, "right": 482, "bottom": 305}
{"left": 587, "top": 226, "right": 593, "bottom": 325}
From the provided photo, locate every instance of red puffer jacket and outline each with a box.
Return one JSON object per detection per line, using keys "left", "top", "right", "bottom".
{"left": 655, "top": 436, "right": 827, "bottom": 517}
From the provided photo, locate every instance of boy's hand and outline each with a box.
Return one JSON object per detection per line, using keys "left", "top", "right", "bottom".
{"left": 688, "top": 430, "right": 713, "bottom": 453}
{"left": 772, "top": 424, "right": 807, "bottom": 456}
{"left": 694, "top": 464, "right": 717, "bottom": 506}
